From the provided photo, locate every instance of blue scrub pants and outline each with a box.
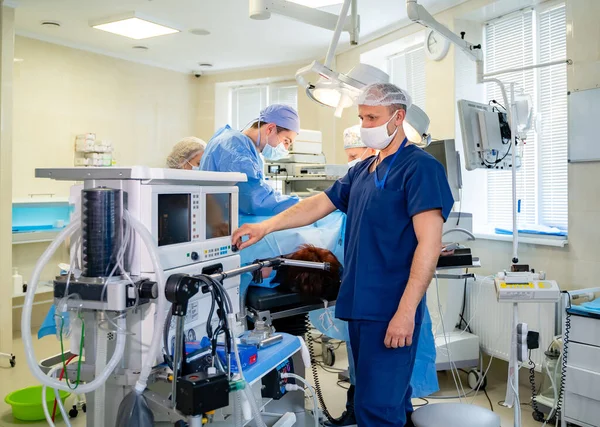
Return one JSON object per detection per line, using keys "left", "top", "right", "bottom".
{"left": 347, "top": 341, "right": 356, "bottom": 385}
{"left": 348, "top": 319, "right": 422, "bottom": 427}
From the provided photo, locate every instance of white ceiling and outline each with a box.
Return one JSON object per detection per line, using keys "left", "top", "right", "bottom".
{"left": 13, "top": 0, "right": 465, "bottom": 74}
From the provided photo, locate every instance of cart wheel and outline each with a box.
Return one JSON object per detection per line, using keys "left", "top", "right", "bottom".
{"left": 82, "top": 403, "right": 87, "bottom": 413}
{"left": 323, "top": 347, "right": 336, "bottom": 367}
{"left": 69, "top": 406, "right": 78, "bottom": 418}
{"left": 9, "top": 355, "right": 15, "bottom": 368}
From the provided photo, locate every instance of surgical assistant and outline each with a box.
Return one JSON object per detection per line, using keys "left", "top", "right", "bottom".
{"left": 233, "top": 83, "right": 454, "bottom": 426}
{"left": 201, "top": 104, "right": 301, "bottom": 216}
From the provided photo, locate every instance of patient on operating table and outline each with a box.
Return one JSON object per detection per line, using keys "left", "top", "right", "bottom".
{"left": 270, "top": 244, "right": 342, "bottom": 301}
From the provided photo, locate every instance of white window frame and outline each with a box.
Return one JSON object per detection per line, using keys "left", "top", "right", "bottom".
{"left": 228, "top": 81, "right": 298, "bottom": 131}
{"left": 474, "top": 1, "right": 568, "bottom": 246}
{"left": 387, "top": 45, "right": 426, "bottom": 109}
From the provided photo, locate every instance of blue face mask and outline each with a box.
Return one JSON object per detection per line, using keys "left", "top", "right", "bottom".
{"left": 262, "top": 134, "right": 289, "bottom": 161}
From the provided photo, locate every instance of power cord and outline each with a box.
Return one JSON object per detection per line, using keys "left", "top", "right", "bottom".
{"left": 528, "top": 352, "right": 546, "bottom": 422}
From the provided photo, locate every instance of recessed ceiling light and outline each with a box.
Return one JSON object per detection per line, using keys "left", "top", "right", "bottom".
{"left": 90, "top": 12, "right": 179, "bottom": 40}
{"left": 189, "top": 28, "right": 211, "bottom": 36}
{"left": 132, "top": 45, "right": 149, "bottom": 50}
{"left": 41, "top": 21, "right": 61, "bottom": 28}
{"left": 13, "top": 58, "right": 24, "bottom": 63}
{"left": 198, "top": 63, "right": 213, "bottom": 68}
{"left": 286, "top": 0, "right": 343, "bottom": 7}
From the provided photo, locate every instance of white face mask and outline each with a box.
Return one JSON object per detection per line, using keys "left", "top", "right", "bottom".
{"left": 262, "top": 133, "right": 289, "bottom": 161}
{"left": 347, "top": 148, "right": 369, "bottom": 168}
{"left": 360, "top": 110, "right": 400, "bottom": 150}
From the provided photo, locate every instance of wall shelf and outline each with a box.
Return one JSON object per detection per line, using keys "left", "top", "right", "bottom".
{"left": 12, "top": 230, "right": 62, "bottom": 245}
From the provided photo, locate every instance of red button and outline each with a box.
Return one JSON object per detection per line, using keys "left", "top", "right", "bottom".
{"left": 249, "top": 355, "right": 257, "bottom": 364}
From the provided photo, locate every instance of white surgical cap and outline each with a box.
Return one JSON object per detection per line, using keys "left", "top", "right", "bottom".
{"left": 343, "top": 125, "right": 366, "bottom": 149}
{"left": 167, "top": 137, "right": 207, "bottom": 169}
{"left": 357, "top": 83, "right": 412, "bottom": 109}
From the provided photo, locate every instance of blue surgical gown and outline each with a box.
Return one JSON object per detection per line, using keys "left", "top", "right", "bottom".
{"left": 200, "top": 125, "right": 299, "bottom": 216}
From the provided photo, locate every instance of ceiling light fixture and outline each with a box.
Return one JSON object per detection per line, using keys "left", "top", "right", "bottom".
{"left": 90, "top": 12, "right": 179, "bottom": 40}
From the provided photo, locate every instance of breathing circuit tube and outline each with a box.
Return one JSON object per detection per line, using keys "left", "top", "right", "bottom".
{"left": 22, "top": 211, "right": 168, "bottom": 395}
{"left": 22, "top": 220, "right": 127, "bottom": 394}
{"left": 125, "top": 211, "right": 169, "bottom": 394}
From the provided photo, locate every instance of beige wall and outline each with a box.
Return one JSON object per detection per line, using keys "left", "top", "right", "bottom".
{"left": 12, "top": 36, "right": 202, "bottom": 199}
{"left": 0, "top": 4, "right": 15, "bottom": 350}
{"left": 10, "top": 36, "right": 203, "bottom": 332}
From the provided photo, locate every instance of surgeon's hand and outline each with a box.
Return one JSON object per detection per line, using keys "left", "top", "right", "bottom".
{"left": 232, "top": 222, "right": 269, "bottom": 251}
{"left": 384, "top": 310, "right": 415, "bottom": 349}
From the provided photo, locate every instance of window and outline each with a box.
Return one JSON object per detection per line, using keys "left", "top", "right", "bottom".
{"left": 230, "top": 83, "right": 298, "bottom": 130}
{"left": 389, "top": 46, "right": 426, "bottom": 109}
{"left": 484, "top": 3, "right": 567, "bottom": 231}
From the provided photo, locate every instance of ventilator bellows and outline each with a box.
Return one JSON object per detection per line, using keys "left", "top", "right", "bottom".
{"left": 81, "top": 188, "right": 123, "bottom": 278}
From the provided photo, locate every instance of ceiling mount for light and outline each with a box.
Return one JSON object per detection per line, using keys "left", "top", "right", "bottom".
{"left": 90, "top": 12, "right": 180, "bottom": 40}
{"left": 287, "top": 0, "right": 344, "bottom": 7}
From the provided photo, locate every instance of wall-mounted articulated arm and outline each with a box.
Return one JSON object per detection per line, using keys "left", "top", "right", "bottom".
{"left": 406, "top": 0, "right": 483, "bottom": 63}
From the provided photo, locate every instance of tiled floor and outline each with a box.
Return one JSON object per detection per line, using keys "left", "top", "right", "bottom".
{"left": 0, "top": 335, "right": 547, "bottom": 426}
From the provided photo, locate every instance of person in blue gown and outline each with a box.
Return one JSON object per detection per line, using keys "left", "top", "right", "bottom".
{"left": 232, "top": 83, "right": 454, "bottom": 427}
{"left": 200, "top": 104, "right": 301, "bottom": 216}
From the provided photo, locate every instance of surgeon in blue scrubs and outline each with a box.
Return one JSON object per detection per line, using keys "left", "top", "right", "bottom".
{"left": 200, "top": 104, "right": 301, "bottom": 216}
{"left": 233, "top": 83, "right": 454, "bottom": 426}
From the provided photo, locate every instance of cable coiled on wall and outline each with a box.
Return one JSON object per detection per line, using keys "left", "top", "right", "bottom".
{"left": 304, "top": 314, "right": 349, "bottom": 425}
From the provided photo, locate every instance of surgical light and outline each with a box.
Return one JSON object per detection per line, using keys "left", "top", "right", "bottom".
{"left": 403, "top": 105, "right": 431, "bottom": 147}
{"left": 90, "top": 13, "right": 179, "bottom": 40}
{"left": 298, "top": 62, "right": 389, "bottom": 117}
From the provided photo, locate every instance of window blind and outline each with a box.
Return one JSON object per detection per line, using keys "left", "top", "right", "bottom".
{"left": 271, "top": 85, "right": 298, "bottom": 109}
{"left": 538, "top": 4, "right": 568, "bottom": 229}
{"left": 231, "top": 86, "right": 267, "bottom": 130}
{"left": 230, "top": 84, "right": 298, "bottom": 131}
{"left": 484, "top": 4, "right": 567, "bottom": 230}
{"left": 389, "top": 46, "right": 426, "bottom": 108}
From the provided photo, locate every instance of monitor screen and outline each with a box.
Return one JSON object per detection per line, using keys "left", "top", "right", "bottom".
{"left": 424, "top": 139, "right": 462, "bottom": 202}
{"left": 158, "top": 194, "right": 191, "bottom": 246}
{"left": 206, "top": 193, "right": 231, "bottom": 239}
{"left": 425, "top": 141, "right": 448, "bottom": 172}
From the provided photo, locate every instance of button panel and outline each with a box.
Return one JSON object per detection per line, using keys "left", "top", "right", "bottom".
{"left": 191, "top": 194, "right": 200, "bottom": 240}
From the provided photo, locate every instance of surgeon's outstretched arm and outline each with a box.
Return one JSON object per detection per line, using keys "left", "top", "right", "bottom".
{"left": 232, "top": 193, "right": 336, "bottom": 250}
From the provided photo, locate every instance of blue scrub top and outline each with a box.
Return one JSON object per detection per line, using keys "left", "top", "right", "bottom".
{"left": 325, "top": 144, "right": 454, "bottom": 322}
{"left": 201, "top": 125, "right": 299, "bottom": 216}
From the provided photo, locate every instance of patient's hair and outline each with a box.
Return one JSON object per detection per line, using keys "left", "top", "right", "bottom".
{"left": 271, "top": 244, "right": 342, "bottom": 301}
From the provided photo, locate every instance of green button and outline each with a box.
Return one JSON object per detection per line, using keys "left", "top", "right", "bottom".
{"left": 186, "top": 253, "right": 190, "bottom": 257}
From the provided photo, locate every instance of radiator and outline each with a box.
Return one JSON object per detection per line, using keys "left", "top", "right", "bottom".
{"left": 466, "top": 276, "right": 558, "bottom": 370}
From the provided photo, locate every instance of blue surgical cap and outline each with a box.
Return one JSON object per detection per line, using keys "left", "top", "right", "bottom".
{"left": 258, "top": 104, "right": 301, "bottom": 134}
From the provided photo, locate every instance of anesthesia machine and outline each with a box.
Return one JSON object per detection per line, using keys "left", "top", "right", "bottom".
{"left": 22, "top": 167, "right": 323, "bottom": 427}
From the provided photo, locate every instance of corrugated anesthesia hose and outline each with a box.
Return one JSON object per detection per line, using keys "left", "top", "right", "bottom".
{"left": 22, "top": 220, "right": 128, "bottom": 394}
{"left": 126, "top": 211, "right": 168, "bottom": 394}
